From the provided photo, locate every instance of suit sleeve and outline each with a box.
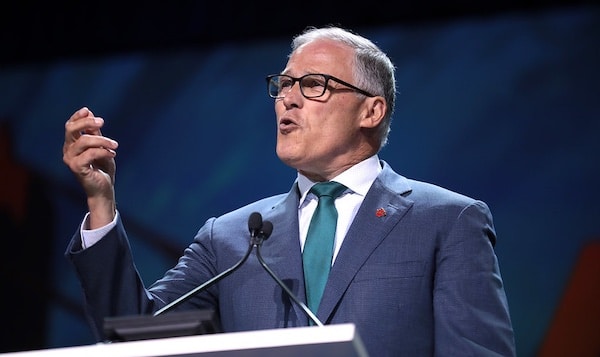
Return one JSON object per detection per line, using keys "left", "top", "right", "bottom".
{"left": 65, "top": 215, "right": 221, "bottom": 342}
{"left": 65, "top": 216, "right": 154, "bottom": 341}
{"left": 433, "top": 200, "right": 516, "bottom": 356}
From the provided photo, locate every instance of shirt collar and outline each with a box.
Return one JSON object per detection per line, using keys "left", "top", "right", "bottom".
{"left": 297, "top": 155, "right": 382, "bottom": 206}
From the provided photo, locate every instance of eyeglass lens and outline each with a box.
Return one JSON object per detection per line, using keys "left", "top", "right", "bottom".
{"left": 268, "top": 75, "right": 327, "bottom": 98}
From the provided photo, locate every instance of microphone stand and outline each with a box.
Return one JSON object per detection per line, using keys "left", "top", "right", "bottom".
{"left": 154, "top": 235, "right": 258, "bottom": 316}
{"left": 254, "top": 228, "right": 324, "bottom": 327}
{"left": 156, "top": 212, "right": 325, "bottom": 329}
{"left": 154, "top": 212, "right": 267, "bottom": 316}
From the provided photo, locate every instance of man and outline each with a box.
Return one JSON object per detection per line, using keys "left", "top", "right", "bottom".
{"left": 63, "top": 26, "right": 516, "bottom": 356}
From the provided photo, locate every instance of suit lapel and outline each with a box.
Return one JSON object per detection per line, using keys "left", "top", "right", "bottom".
{"left": 317, "top": 163, "right": 414, "bottom": 322}
{"left": 260, "top": 183, "right": 310, "bottom": 325}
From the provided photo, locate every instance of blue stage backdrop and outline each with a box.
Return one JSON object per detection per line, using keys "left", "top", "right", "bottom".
{"left": 0, "top": 6, "right": 598, "bottom": 356}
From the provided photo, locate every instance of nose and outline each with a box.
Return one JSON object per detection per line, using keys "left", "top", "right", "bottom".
{"left": 280, "top": 81, "right": 303, "bottom": 107}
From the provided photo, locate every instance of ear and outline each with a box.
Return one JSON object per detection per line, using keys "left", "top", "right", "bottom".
{"left": 359, "top": 96, "right": 387, "bottom": 129}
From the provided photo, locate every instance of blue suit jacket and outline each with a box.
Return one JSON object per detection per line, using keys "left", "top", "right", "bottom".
{"left": 67, "top": 161, "right": 516, "bottom": 356}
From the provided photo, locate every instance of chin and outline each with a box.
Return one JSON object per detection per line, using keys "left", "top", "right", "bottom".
{"left": 276, "top": 150, "right": 301, "bottom": 169}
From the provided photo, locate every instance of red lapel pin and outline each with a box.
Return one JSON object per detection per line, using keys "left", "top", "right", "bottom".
{"left": 375, "top": 208, "right": 387, "bottom": 217}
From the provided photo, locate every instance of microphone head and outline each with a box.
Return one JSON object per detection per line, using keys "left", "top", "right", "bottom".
{"left": 261, "top": 221, "right": 274, "bottom": 240}
{"left": 248, "top": 212, "right": 263, "bottom": 235}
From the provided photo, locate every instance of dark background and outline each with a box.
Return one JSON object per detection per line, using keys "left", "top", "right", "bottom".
{"left": 1, "top": 1, "right": 598, "bottom": 356}
{"left": 2, "top": 1, "right": 595, "bottom": 65}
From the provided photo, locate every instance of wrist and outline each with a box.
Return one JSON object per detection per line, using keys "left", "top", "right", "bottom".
{"left": 87, "top": 195, "right": 116, "bottom": 229}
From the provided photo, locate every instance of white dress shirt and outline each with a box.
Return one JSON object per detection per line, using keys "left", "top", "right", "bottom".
{"left": 80, "top": 211, "right": 119, "bottom": 248}
{"left": 296, "top": 155, "right": 381, "bottom": 264}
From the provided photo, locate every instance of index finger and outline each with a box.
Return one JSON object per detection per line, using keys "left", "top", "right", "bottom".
{"left": 64, "top": 107, "right": 103, "bottom": 143}
{"left": 69, "top": 107, "right": 94, "bottom": 122}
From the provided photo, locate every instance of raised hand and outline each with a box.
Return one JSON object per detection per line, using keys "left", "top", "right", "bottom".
{"left": 63, "top": 107, "right": 119, "bottom": 228}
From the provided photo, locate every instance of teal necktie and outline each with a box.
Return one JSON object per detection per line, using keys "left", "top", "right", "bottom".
{"left": 303, "top": 181, "right": 347, "bottom": 315}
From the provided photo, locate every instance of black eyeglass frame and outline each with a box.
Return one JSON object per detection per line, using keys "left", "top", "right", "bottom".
{"left": 265, "top": 73, "right": 376, "bottom": 99}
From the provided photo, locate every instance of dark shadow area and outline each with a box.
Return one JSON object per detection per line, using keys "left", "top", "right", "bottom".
{"left": 0, "top": 122, "right": 55, "bottom": 352}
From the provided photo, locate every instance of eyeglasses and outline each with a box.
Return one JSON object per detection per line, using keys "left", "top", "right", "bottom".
{"left": 265, "top": 73, "right": 375, "bottom": 99}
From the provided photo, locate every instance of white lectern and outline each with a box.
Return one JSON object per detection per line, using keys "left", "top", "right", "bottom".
{"left": 0, "top": 323, "right": 368, "bottom": 357}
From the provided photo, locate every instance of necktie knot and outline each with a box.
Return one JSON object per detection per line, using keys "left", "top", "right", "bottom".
{"left": 310, "top": 181, "right": 347, "bottom": 199}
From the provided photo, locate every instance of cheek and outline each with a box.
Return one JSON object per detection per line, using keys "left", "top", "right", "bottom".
{"left": 273, "top": 102, "right": 284, "bottom": 118}
{"left": 320, "top": 104, "right": 360, "bottom": 137}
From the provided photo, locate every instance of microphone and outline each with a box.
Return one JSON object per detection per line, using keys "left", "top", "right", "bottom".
{"left": 153, "top": 212, "right": 265, "bottom": 316}
{"left": 248, "top": 211, "right": 263, "bottom": 237}
{"left": 253, "top": 216, "right": 324, "bottom": 327}
{"left": 155, "top": 211, "right": 324, "bottom": 328}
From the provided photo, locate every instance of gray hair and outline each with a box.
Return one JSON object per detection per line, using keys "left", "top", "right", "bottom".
{"left": 290, "top": 26, "right": 396, "bottom": 149}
